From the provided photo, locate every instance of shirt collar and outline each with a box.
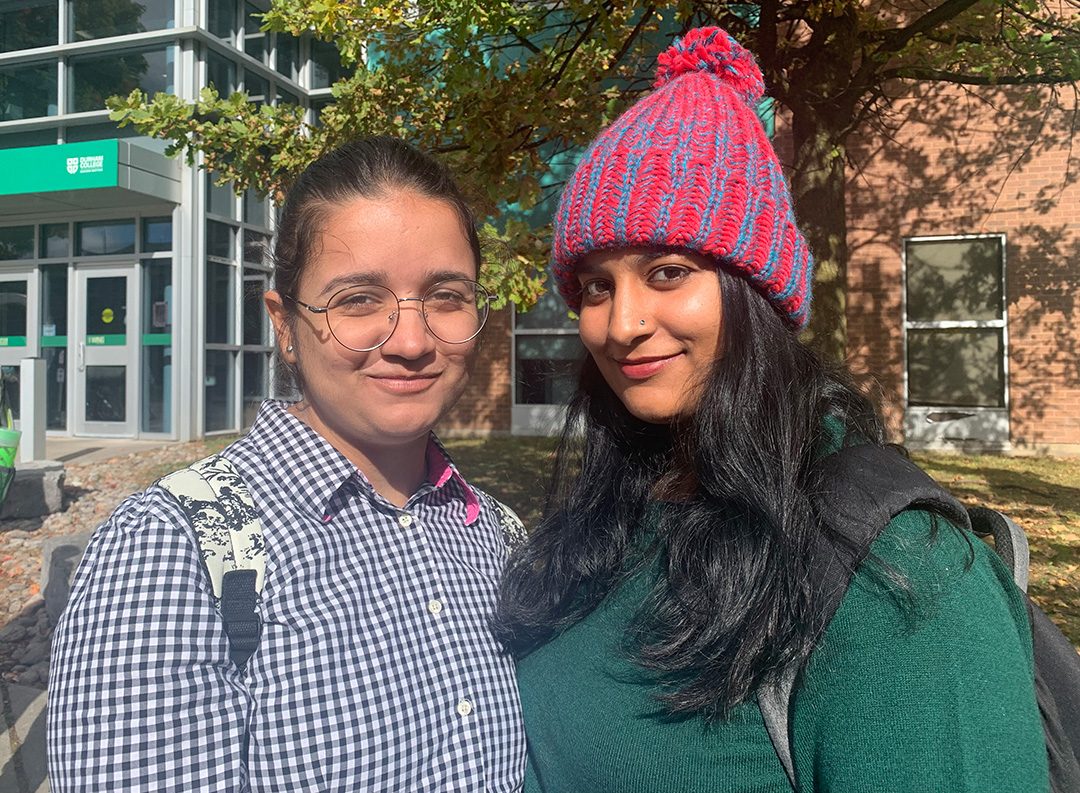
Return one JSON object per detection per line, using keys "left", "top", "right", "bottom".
{"left": 244, "top": 400, "right": 480, "bottom": 524}
{"left": 426, "top": 435, "right": 481, "bottom": 526}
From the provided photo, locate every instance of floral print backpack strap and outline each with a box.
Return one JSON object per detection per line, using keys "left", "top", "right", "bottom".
{"left": 483, "top": 493, "right": 528, "bottom": 551}
{"left": 159, "top": 454, "right": 265, "bottom": 670}
{"left": 159, "top": 454, "right": 265, "bottom": 599}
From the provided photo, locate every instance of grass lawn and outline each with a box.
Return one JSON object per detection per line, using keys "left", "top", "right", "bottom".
{"left": 444, "top": 437, "right": 1080, "bottom": 647}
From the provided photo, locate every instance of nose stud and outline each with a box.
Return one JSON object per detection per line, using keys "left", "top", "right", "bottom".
{"left": 639, "top": 319, "right": 646, "bottom": 326}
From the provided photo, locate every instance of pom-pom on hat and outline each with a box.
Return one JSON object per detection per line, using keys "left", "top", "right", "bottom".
{"left": 550, "top": 27, "right": 814, "bottom": 329}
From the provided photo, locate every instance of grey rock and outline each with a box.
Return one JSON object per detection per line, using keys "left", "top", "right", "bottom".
{"left": 16, "top": 641, "right": 47, "bottom": 667}
{"left": 0, "top": 623, "right": 27, "bottom": 642}
{"left": 0, "top": 460, "right": 65, "bottom": 520}
{"left": 41, "top": 533, "right": 91, "bottom": 626}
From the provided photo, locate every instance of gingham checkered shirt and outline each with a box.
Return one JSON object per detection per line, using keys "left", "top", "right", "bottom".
{"left": 48, "top": 400, "right": 526, "bottom": 792}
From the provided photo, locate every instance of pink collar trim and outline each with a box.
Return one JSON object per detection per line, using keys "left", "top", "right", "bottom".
{"left": 426, "top": 438, "right": 480, "bottom": 525}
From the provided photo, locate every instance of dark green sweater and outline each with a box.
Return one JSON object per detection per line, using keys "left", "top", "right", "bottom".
{"left": 516, "top": 509, "right": 1049, "bottom": 792}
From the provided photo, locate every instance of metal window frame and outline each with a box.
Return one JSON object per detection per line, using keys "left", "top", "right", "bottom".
{"left": 901, "top": 232, "right": 1010, "bottom": 447}
{"left": 0, "top": 212, "right": 178, "bottom": 438}
{"left": 509, "top": 302, "right": 581, "bottom": 435}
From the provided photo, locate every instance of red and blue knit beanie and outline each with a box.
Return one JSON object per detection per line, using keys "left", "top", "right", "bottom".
{"left": 550, "top": 27, "right": 814, "bottom": 329}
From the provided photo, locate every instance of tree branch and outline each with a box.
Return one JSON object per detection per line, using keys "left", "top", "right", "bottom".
{"left": 877, "top": 0, "right": 983, "bottom": 55}
{"left": 883, "top": 67, "right": 1077, "bottom": 85}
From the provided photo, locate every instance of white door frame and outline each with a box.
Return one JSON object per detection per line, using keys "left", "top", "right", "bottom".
{"left": 73, "top": 263, "right": 139, "bottom": 437}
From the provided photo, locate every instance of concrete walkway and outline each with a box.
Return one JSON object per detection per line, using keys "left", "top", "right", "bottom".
{"left": 0, "top": 681, "right": 47, "bottom": 793}
{"left": 44, "top": 437, "right": 171, "bottom": 466}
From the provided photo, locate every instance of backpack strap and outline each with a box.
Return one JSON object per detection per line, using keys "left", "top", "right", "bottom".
{"left": 483, "top": 492, "right": 528, "bottom": 551}
{"left": 966, "top": 506, "right": 1030, "bottom": 591}
{"left": 759, "top": 443, "right": 970, "bottom": 790}
{"left": 159, "top": 454, "right": 265, "bottom": 671}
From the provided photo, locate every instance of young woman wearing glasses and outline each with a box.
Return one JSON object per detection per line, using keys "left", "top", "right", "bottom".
{"left": 49, "top": 137, "right": 526, "bottom": 792}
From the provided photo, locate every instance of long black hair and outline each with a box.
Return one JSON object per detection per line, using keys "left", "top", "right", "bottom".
{"left": 494, "top": 262, "right": 887, "bottom": 719}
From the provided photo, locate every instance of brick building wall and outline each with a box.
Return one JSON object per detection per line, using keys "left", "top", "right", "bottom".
{"left": 438, "top": 307, "right": 513, "bottom": 435}
{"left": 845, "top": 81, "right": 1080, "bottom": 453}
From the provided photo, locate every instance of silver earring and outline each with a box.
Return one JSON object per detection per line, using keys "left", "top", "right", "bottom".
{"left": 286, "top": 345, "right": 294, "bottom": 352}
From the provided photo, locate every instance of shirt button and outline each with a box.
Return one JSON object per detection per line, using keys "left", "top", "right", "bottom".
{"left": 427, "top": 599, "right": 443, "bottom": 615}
{"left": 456, "top": 699, "right": 473, "bottom": 717}
{"left": 398, "top": 513, "right": 413, "bottom": 528}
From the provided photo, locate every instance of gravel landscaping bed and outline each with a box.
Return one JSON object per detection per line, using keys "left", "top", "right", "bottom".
{"left": 0, "top": 439, "right": 230, "bottom": 689}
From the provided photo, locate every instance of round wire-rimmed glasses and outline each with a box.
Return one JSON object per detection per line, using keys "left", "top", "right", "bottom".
{"left": 284, "top": 279, "right": 491, "bottom": 352}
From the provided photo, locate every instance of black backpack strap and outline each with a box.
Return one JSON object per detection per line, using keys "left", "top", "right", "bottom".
{"left": 759, "top": 443, "right": 970, "bottom": 790}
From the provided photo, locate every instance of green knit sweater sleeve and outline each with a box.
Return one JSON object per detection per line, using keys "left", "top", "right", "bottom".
{"left": 791, "top": 509, "right": 1048, "bottom": 792}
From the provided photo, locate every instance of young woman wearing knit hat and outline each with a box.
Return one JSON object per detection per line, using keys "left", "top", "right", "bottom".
{"left": 494, "top": 27, "right": 1048, "bottom": 793}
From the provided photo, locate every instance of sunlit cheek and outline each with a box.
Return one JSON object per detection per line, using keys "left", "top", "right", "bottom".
{"left": 577, "top": 307, "right": 609, "bottom": 355}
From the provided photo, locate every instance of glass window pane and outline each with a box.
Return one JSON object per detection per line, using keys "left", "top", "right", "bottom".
{"left": 206, "top": 179, "right": 235, "bottom": 218}
{"left": 0, "top": 60, "right": 58, "bottom": 120}
{"left": 77, "top": 220, "right": 136, "bottom": 256}
{"left": 40, "top": 263, "right": 68, "bottom": 336}
{"left": 142, "top": 216, "right": 172, "bottom": 252}
{"left": 244, "top": 34, "right": 266, "bottom": 62}
{"left": 206, "top": 49, "right": 236, "bottom": 94}
{"left": 44, "top": 347, "right": 66, "bottom": 429}
{"left": 143, "top": 259, "right": 171, "bottom": 334}
{"left": 41, "top": 223, "right": 69, "bottom": 258}
{"left": 244, "top": 69, "right": 267, "bottom": 103}
{"left": 1, "top": 0, "right": 58, "bottom": 52}
{"left": 906, "top": 238, "right": 1003, "bottom": 323}
{"left": 312, "top": 96, "right": 332, "bottom": 126}
{"left": 70, "top": 46, "right": 174, "bottom": 113}
{"left": 206, "top": 261, "right": 234, "bottom": 343}
{"left": 206, "top": 220, "right": 235, "bottom": 259}
{"left": 243, "top": 270, "right": 267, "bottom": 345}
{"left": 311, "top": 40, "right": 347, "bottom": 88}
{"left": 0, "top": 128, "right": 58, "bottom": 149}
{"left": 515, "top": 285, "right": 577, "bottom": 330}
{"left": 0, "top": 280, "right": 28, "bottom": 337}
{"left": 243, "top": 231, "right": 268, "bottom": 265}
{"left": 0, "top": 225, "right": 34, "bottom": 259}
{"left": 907, "top": 328, "right": 1004, "bottom": 408}
{"left": 514, "top": 335, "right": 584, "bottom": 404}
{"left": 275, "top": 87, "right": 300, "bottom": 107}
{"left": 141, "top": 345, "right": 171, "bottom": 432}
{"left": 85, "top": 365, "right": 125, "bottom": 422}
{"left": 206, "top": 0, "right": 236, "bottom": 39}
{"left": 243, "top": 2, "right": 267, "bottom": 62}
{"left": 275, "top": 33, "right": 299, "bottom": 81}
{"left": 85, "top": 276, "right": 127, "bottom": 336}
{"left": 64, "top": 121, "right": 139, "bottom": 142}
{"left": 242, "top": 351, "right": 266, "bottom": 425}
{"left": 205, "top": 349, "right": 235, "bottom": 431}
{"left": 71, "top": 0, "right": 174, "bottom": 41}
{"left": 243, "top": 188, "right": 267, "bottom": 226}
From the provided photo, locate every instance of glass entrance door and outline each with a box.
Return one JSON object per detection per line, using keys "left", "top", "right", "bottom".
{"left": 0, "top": 268, "right": 35, "bottom": 430}
{"left": 74, "top": 266, "right": 137, "bottom": 436}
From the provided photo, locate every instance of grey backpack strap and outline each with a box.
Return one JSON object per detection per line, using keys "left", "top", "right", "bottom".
{"left": 966, "top": 506, "right": 1030, "bottom": 591}
{"left": 759, "top": 666, "right": 799, "bottom": 790}
{"left": 483, "top": 492, "right": 528, "bottom": 551}
{"left": 159, "top": 454, "right": 265, "bottom": 670}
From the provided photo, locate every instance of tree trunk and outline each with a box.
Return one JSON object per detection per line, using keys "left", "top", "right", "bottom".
{"left": 788, "top": 106, "right": 850, "bottom": 362}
